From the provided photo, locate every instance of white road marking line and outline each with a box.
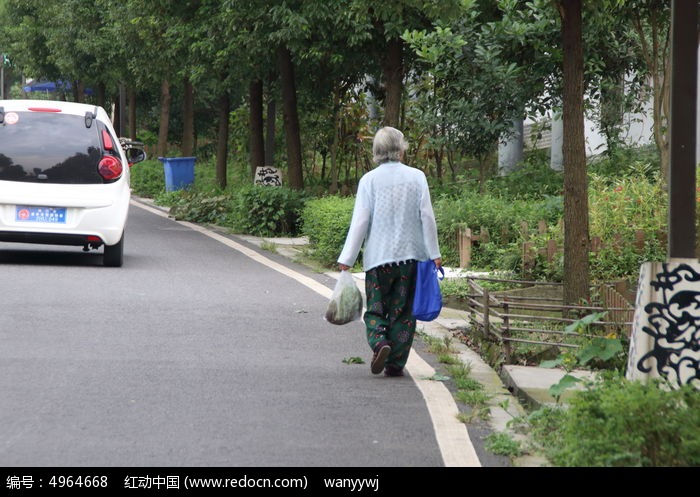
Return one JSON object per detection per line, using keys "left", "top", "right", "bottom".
{"left": 407, "top": 351, "right": 482, "bottom": 467}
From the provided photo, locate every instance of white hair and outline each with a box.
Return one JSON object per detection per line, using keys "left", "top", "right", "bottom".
{"left": 372, "top": 126, "right": 408, "bottom": 164}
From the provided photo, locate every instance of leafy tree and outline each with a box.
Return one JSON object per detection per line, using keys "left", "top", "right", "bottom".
{"left": 190, "top": 0, "right": 258, "bottom": 188}
{"left": 347, "top": 0, "right": 462, "bottom": 128}
{"left": 1, "top": 0, "right": 63, "bottom": 84}
{"left": 117, "top": 0, "right": 203, "bottom": 157}
{"left": 557, "top": 0, "right": 590, "bottom": 308}
{"left": 404, "top": 0, "right": 559, "bottom": 183}
{"left": 622, "top": 0, "right": 671, "bottom": 180}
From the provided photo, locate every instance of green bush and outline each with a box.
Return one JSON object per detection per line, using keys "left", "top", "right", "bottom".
{"left": 524, "top": 172, "right": 669, "bottom": 282}
{"left": 167, "top": 190, "right": 230, "bottom": 225}
{"left": 485, "top": 150, "right": 564, "bottom": 199}
{"left": 302, "top": 196, "right": 355, "bottom": 268}
{"left": 587, "top": 144, "right": 660, "bottom": 181}
{"left": 129, "top": 159, "right": 166, "bottom": 198}
{"left": 588, "top": 173, "right": 668, "bottom": 281}
{"left": 532, "top": 374, "right": 700, "bottom": 467}
{"left": 432, "top": 188, "right": 563, "bottom": 270}
{"left": 226, "top": 185, "right": 307, "bottom": 237}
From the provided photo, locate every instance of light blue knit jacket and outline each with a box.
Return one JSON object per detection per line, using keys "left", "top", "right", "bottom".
{"left": 338, "top": 162, "right": 441, "bottom": 271}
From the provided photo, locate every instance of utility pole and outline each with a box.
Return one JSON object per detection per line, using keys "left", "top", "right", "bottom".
{"left": 668, "top": 0, "right": 697, "bottom": 259}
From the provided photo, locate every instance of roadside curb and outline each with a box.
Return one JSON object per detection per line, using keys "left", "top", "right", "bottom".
{"left": 424, "top": 310, "right": 549, "bottom": 467}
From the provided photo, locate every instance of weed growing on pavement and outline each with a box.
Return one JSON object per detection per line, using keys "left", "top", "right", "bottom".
{"left": 484, "top": 432, "right": 523, "bottom": 458}
{"left": 422, "top": 333, "right": 457, "bottom": 355}
{"left": 446, "top": 363, "right": 492, "bottom": 422}
{"left": 342, "top": 357, "right": 365, "bottom": 365}
{"left": 455, "top": 389, "right": 492, "bottom": 414}
{"left": 416, "top": 335, "right": 494, "bottom": 422}
{"left": 453, "top": 376, "right": 483, "bottom": 392}
{"left": 260, "top": 240, "right": 278, "bottom": 253}
{"left": 426, "top": 373, "right": 451, "bottom": 381}
{"left": 437, "top": 353, "right": 461, "bottom": 365}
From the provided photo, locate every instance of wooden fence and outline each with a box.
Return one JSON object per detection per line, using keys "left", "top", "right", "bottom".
{"left": 460, "top": 276, "right": 635, "bottom": 364}
{"left": 522, "top": 223, "right": 660, "bottom": 272}
{"left": 457, "top": 225, "right": 489, "bottom": 268}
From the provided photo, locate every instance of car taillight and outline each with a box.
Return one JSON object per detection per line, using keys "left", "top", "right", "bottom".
{"left": 101, "top": 129, "right": 114, "bottom": 150}
{"left": 98, "top": 156, "right": 123, "bottom": 180}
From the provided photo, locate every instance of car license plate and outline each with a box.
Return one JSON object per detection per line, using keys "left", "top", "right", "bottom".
{"left": 15, "top": 206, "right": 67, "bottom": 224}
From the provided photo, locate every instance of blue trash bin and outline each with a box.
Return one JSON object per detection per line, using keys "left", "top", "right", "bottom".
{"left": 159, "top": 157, "right": 196, "bottom": 192}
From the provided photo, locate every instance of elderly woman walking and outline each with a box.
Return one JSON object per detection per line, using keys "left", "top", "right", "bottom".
{"left": 337, "top": 126, "right": 442, "bottom": 377}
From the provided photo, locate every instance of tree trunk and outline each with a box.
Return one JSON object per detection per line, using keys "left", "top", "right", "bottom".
{"left": 74, "top": 81, "right": 85, "bottom": 103}
{"left": 249, "top": 78, "right": 265, "bottom": 180}
{"left": 631, "top": 10, "right": 671, "bottom": 185}
{"left": 157, "top": 79, "right": 171, "bottom": 158}
{"left": 96, "top": 82, "right": 106, "bottom": 109}
{"left": 128, "top": 86, "right": 137, "bottom": 140}
{"left": 559, "top": 0, "right": 590, "bottom": 309}
{"left": 329, "top": 85, "right": 342, "bottom": 194}
{"left": 277, "top": 45, "right": 304, "bottom": 190}
{"left": 114, "top": 92, "right": 122, "bottom": 135}
{"left": 216, "top": 92, "right": 230, "bottom": 189}
{"left": 433, "top": 148, "right": 443, "bottom": 182}
{"left": 265, "top": 93, "right": 276, "bottom": 166}
{"left": 181, "top": 78, "right": 195, "bottom": 157}
{"left": 382, "top": 37, "right": 404, "bottom": 128}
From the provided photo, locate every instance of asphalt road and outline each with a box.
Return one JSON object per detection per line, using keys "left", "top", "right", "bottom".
{"left": 0, "top": 198, "right": 498, "bottom": 470}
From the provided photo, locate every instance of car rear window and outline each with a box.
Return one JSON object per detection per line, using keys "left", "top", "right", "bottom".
{"left": 0, "top": 111, "right": 109, "bottom": 184}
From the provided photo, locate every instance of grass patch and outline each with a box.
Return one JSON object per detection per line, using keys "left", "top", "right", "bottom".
{"left": 422, "top": 333, "right": 457, "bottom": 355}
{"left": 260, "top": 240, "right": 278, "bottom": 253}
{"left": 444, "top": 362, "right": 492, "bottom": 421}
{"left": 484, "top": 432, "right": 524, "bottom": 458}
{"left": 437, "top": 353, "right": 462, "bottom": 365}
{"left": 455, "top": 388, "right": 492, "bottom": 408}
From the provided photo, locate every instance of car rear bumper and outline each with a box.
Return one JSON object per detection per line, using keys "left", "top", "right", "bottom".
{"left": 0, "top": 181, "right": 130, "bottom": 246}
{"left": 0, "top": 231, "right": 104, "bottom": 246}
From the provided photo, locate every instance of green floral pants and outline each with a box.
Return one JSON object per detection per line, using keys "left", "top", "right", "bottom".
{"left": 363, "top": 261, "right": 417, "bottom": 370}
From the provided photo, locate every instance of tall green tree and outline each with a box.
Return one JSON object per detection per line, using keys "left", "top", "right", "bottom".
{"left": 217, "top": 1, "right": 298, "bottom": 187}
{"left": 557, "top": 0, "right": 589, "bottom": 308}
{"left": 622, "top": 0, "right": 671, "bottom": 180}
{"left": 349, "top": 0, "right": 462, "bottom": 128}
{"left": 2, "top": 0, "right": 62, "bottom": 84}
{"left": 119, "top": 0, "right": 202, "bottom": 157}
{"left": 404, "top": 0, "right": 558, "bottom": 183}
{"left": 269, "top": 0, "right": 375, "bottom": 193}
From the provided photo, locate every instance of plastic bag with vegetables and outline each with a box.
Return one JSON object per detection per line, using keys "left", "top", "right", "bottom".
{"left": 325, "top": 270, "right": 364, "bottom": 325}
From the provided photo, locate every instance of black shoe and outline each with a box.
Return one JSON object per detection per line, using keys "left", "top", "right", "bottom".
{"left": 384, "top": 365, "right": 404, "bottom": 377}
{"left": 371, "top": 341, "right": 391, "bottom": 374}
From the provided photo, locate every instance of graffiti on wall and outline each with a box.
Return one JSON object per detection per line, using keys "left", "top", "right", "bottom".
{"left": 627, "top": 261, "right": 700, "bottom": 389}
{"left": 254, "top": 166, "right": 282, "bottom": 187}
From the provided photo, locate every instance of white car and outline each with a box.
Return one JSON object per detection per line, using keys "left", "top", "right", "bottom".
{"left": 0, "top": 99, "right": 146, "bottom": 267}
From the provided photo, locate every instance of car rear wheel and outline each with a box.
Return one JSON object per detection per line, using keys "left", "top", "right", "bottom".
{"left": 103, "top": 232, "right": 124, "bottom": 267}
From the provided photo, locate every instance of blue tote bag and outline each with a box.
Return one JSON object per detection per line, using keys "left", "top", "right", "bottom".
{"left": 412, "top": 260, "right": 445, "bottom": 321}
